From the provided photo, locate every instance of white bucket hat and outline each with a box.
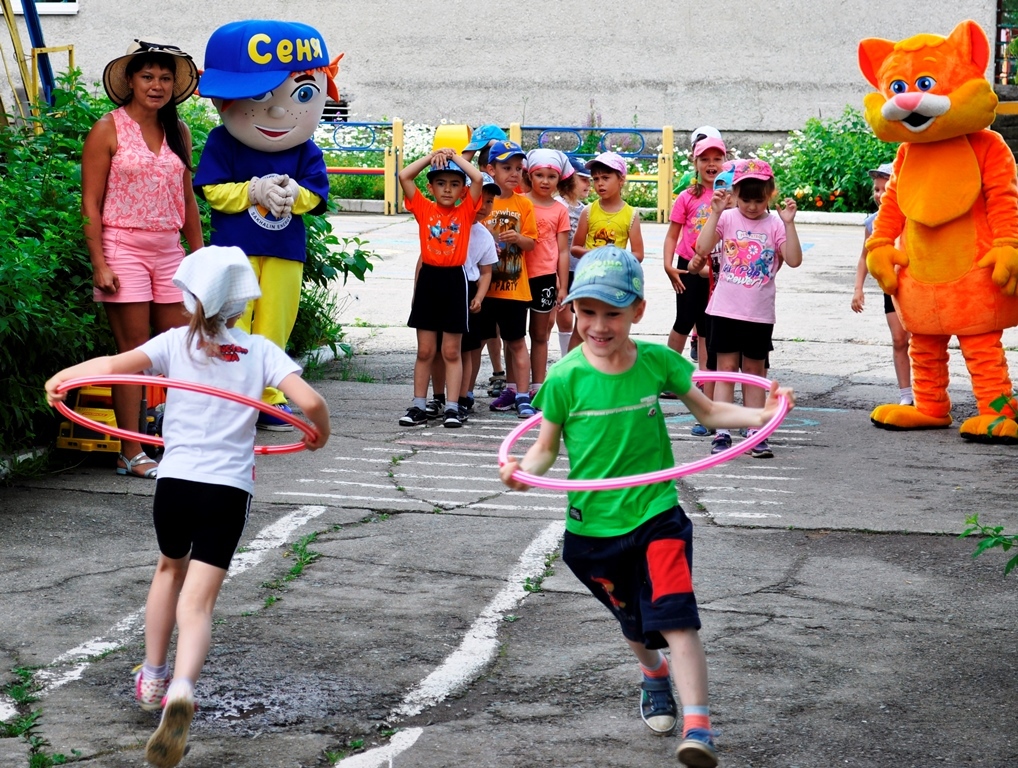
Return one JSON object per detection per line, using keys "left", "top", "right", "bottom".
{"left": 173, "top": 246, "right": 260, "bottom": 322}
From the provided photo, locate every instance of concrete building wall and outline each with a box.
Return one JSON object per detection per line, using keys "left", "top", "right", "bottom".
{"left": 3, "top": 1, "right": 999, "bottom": 140}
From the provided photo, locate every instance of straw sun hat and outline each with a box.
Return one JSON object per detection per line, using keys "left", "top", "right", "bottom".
{"left": 102, "top": 40, "right": 199, "bottom": 106}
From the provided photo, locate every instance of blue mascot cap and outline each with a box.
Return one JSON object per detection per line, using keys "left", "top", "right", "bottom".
{"left": 200, "top": 19, "right": 331, "bottom": 100}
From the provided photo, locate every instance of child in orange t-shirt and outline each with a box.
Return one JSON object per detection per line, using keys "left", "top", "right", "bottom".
{"left": 398, "top": 148, "right": 483, "bottom": 428}
{"left": 480, "top": 140, "right": 540, "bottom": 417}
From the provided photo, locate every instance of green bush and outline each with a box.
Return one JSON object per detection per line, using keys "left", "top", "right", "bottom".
{"left": 755, "top": 106, "right": 898, "bottom": 212}
{"left": 0, "top": 72, "right": 372, "bottom": 455}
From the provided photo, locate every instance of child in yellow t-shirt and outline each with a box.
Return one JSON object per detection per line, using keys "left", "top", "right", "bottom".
{"left": 571, "top": 151, "right": 645, "bottom": 261}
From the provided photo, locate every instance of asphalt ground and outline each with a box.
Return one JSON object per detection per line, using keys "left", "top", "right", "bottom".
{"left": 1, "top": 217, "right": 1017, "bottom": 767}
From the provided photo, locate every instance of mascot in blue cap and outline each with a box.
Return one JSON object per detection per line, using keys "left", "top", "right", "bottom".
{"left": 195, "top": 20, "right": 340, "bottom": 430}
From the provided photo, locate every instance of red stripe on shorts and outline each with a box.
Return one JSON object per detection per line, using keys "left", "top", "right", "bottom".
{"left": 647, "top": 538, "right": 692, "bottom": 602}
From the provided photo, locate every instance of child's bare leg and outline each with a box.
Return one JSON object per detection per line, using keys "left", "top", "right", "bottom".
{"left": 145, "top": 554, "right": 188, "bottom": 667}
{"left": 741, "top": 357, "right": 768, "bottom": 408}
{"left": 465, "top": 348, "right": 482, "bottom": 396}
{"left": 430, "top": 353, "right": 447, "bottom": 401}
{"left": 529, "top": 309, "right": 555, "bottom": 385}
{"left": 414, "top": 330, "right": 438, "bottom": 399}
{"left": 667, "top": 330, "right": 688, "bottom": 354}
{"left": 888, "top": 312, "right": 912, "bottom": 397}
{"left": 441, "top": 333, "right": 463, "bottom": 409}
{"left": 486, "top": 335, "right": 503, "bottom": 376}
{"left": 714, "top": 352, "right": 740, "bottom": 405}
{"left": 172, "top": 560, "right": 228, "bottom": 684}
{"left": 507, "top": 337, "right": 530, "bottom": 393}
{"left": 660, "top": 628, "right": 709, "bottom": 707}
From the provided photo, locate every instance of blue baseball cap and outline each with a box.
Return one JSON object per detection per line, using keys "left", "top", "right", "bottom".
{"left": 200, "top": 20, "right": 332, "bottom": 100}
{"left": 427, "top": 160, "right": 467, "bottom": 181}
{"left": 568, "top": 156, "right": 591, "bottom": 178}
{"left": 464, "top": 124, "right": 507, "bottom": 152}
{"left": 487, "top": 140, "right": 526, "bottom": 165}
{"left": 564, "top": 246, "right": 644, "bottom": 308}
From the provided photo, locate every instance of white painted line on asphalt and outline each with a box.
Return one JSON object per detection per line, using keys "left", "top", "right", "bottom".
{"left": 391, "top": 520, "right": 566, "bottom": 720}
{"left": 32, "top": 505, "right": 327, "bottom": 695}
{"left": 695, "top": 473, "right": 794, "bottom": 480}
{"left": 466, "top": 503, "right": 564, "bottom": 512}
{"left": 721, "top": 512, "right": 783, "bottom": 519}
{"left": 334, "top": 726, "right": 424, "bottom": 768}
{"left": 276, "top": 492, "right": 432, "bottom": 505}
{"left": 699, "top": 499, "right": 784, "bottom": 505}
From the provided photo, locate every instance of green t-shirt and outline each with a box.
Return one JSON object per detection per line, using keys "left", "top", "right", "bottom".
{"left": 532, "top": 340, "right": 695, "bottom": 537}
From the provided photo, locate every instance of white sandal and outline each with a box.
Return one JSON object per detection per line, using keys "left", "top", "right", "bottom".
{"left": 117, "top": 451, "right": 158, "bottom": 479}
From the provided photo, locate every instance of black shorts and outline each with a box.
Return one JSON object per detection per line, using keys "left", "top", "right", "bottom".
{"left": 408, "top": 263, "right": 469, "bottom": 334}
{"left": 883, "top": 292, "right": 895, "bottom": 314}
{"left": 708, "top": 314, "right": 774, "bottom": 361}
{"left": 671, "top": 259, "right": 710, "bottom": 336}
{"left": 528, "top": 273, "right": 557, "bottom": 313}
{"left": 562, "top": 506, "right": 700, "bottom": 650}
{"left": 475, "top": 296, "right": 528, "bottom": 342}
{"left": 462, "top": 281, "right": 483, "bottom": 352}
{"left": 152, "top": 478, "right": 251, "bottom": 570}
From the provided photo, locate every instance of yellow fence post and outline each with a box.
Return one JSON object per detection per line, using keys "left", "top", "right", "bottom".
{"left": 385, "top": 117, "right": 404, "bottom": 215}
{"left": 509, "top": 122, "right": 522, "bottom": 145}
{"left": 656, "top": 125, "right": 674, "bottom": 223}
{"left": 29, "top": 45, "right": 75, "bottom": 134}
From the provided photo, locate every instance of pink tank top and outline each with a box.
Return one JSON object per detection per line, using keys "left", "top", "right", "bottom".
{"left": 102, "top": 107, "right": 186, "bottom": 231}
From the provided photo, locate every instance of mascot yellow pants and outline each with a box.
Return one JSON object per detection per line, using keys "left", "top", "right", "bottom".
{"left": 236, "top": 256, "right": 303, "bottom": 405}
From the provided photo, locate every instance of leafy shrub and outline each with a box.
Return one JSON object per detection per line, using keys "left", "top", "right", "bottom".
{"left": 0, "top": 72, "right": 372, "bottom": 454}
{"left": 754, "top": 106, "right": 898, "bottom": 212}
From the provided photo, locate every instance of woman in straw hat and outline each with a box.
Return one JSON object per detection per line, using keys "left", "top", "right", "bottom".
{"left": 82, "top": 40, "right": 203, "bottom": 478}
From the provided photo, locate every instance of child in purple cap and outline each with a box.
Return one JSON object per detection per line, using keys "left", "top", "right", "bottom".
{"left": 692, "top": 159, "right": 803, "bottom": 458}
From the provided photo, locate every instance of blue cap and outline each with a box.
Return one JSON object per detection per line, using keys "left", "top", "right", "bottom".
{"left": 487, "top": 140, "right": 525, "bottom": 164}
{"left": 200, "top": 20, "right": 332, "bottom": 100}
{"left": 464, "top": 124, "right": 507, "bottom": 152}
{"left": 427, "top": 160, "right": 467, "bottom": 181}
{"left": 465, "top": 172, "right": 503, "bottom": 194}
{"left": 568, "top": 156, "right": 591, "bottom": 178}
{"left": 714, "top": 161, "right": 736, "bottom": 191}
{"left": 564, "top": 246, "right": 644, "bottom": 307}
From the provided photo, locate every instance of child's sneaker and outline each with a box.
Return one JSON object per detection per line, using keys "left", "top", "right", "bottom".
{"left": 515, "top": 394, "right": 537, "bottom": 418}
{"left": 489, "top": 388, "right": 517, "bottom": 411}
{"left": 747, "top": 429, "right": 773, "bottom": 459}
{"left": 425, "top": 396, "right": 446, "bottom": 418}
{"left": 710, "top": 433, "right": 732, "bottom": 454}
{"left": 145, "top": 685, "right": 195, "bottom": 768}
{"left": 487, "top": 372, "right": 506, "bottom": 397}
{"left": 256, "top": 403, "right": 295, "bottom": 432}
{"left": 461, "top": 394, "right": 475, "bottom": 413}
{"left": 399, "top": 406, "right": 429, "bottom": 426}
{"left": 690, "top": 423, "right": 713, "bottom": 437}
{"left": 639, "top": 677, "right": 677, "bottom": 735}
{"left": 689, "top": 335, "right": 699, "bottom": 362}
{"left": 676, "top": 728, "right": 718, "bottom": 767}
{"left": 443, "top": 409, "right": 463, "bottom": 428}
{"left": 133, "top": 664, "right": 168, "bottom": 713}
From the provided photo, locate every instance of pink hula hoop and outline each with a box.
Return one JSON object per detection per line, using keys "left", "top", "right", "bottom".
{"left": 54, "top": 375, "right": 315, "bottom": 455}
{"left": 498, "top": 371, "right": 790, "bottom": 491}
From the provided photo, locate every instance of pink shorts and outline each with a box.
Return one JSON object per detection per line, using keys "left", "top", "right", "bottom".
{"left": 94, "top": 227, "right": 185, "bottom": 304}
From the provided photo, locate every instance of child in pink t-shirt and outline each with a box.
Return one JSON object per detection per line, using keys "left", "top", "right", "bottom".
{"left": 524, "top": 149, "right": 572, "bottom": 395}
{"left": 692, "top": 158, "right": 802, "bottom": 458}
{"left": 663, "top": 134, "right": 727, "bottom": 361}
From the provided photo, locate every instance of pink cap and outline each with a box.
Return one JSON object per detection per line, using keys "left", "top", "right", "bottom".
{"left": 732, "top": 158, "right": 774, "bottom": 184}
{"left": 693, "top": 137, "right": 727, "bottom": 158}
{"left": 585, "top": 151, "right": 628, "bottom": 179}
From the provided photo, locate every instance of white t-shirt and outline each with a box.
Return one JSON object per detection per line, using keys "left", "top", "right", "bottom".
{"left": 140, "top": 327, "right": 302, "bottom": 494}
{"left": 705, "top": 208, "right": 787, "bottom": 324}
{"left": 463, "top": 221, "right": 498, "bottom": 282}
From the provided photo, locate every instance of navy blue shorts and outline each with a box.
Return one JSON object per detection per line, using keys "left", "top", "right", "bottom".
{"left": 709, "top": 314, "right": 774, "bottom": 361}
{"left": 672, "top": 258, "right": 711, "bottom": 336}
{"left": 562, "top": 506, "right": 700, "bottom": 650}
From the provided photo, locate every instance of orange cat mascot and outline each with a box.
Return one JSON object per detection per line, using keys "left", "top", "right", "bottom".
{"left": 859, "top": 20, "right": 1018, "bottom": 442}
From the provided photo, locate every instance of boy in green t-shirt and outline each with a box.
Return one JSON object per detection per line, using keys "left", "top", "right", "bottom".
{"left": 500, "top": 246, "right": 793, "bottom": 767}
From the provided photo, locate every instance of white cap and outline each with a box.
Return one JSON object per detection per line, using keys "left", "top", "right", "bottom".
{"left": 173, "top": 246, "right": 261, "bottom": 321}
{"left": 690, "top": 125, "right": 722, "bottom": 148}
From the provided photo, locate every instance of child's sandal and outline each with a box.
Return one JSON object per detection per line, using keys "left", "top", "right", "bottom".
{"left": 117, "top": 451, "right": 158, "bottom": 479}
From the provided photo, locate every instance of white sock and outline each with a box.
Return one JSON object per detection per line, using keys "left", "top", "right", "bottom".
{"left": 558, "top": 331, "right": 571, "bottom": 357}
{"left": 899, "top": 386, "right": 913, "bottom": 405}
{"left": 166, "top": 678, "right": 194, "bottom": 701}
{"left": 529, "top": 382, "right": 541, "bottom": 395}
